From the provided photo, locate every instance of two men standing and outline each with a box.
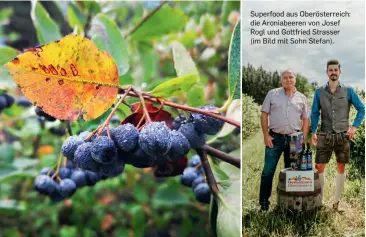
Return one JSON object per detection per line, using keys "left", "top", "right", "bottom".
{"left": 259, "top": 60, "right": 365, "bottom": 211}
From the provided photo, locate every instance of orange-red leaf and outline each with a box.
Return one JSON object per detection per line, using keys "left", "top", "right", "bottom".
{"left": 5, "top": 34, "right": 119, "bottom": 121}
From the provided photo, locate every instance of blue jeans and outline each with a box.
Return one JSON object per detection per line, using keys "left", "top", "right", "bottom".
{"left": 259, "top": 132, "right": 291, "bottom": 208}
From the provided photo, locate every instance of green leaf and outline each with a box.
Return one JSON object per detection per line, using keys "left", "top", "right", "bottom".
{"left": 90, "top": 13, "right": 129, "bottom": 75}
{"left": 216, "top": 179, "right": 241, "bottom": 237}
{"left": 0, "top": 143, "right": 15, "bottom": 164}
{"left": 187, "top": 84, "right": 205, "bottom": 107}
{"left": 216, "top": 99, "right": 241, "bottom": 138}
{"left": 30, "top": 0, "right": 62, "bottom": 44}
{"left": 228, "top": 20, "right": 240, "bottom": 100}
{"left": 0, "top": 170, "right": 37, "bottom": 183}
{"left": 132, "top": 185, "right": 149, "bottom": 203}
{"left": 212, "top": 160, "right": 240, "bottom": 237}
{"left": 152, "top": 181, "right": 190, "bottom": 208}
{"left": 0, "top": 165, "right": 17, "bottom": 178}
{"left": 0, "top": 200, "right": 26, "bottom": 214}
{"left": 172, "top": 41, "right": 198, "bottom": 77}
{"left": 178, "top": 31, "right": 198, "bottom": 49}
{"left": 131, "top": 205, "right": 145, "bottom": 237}
{"left": 137, "top": 42, "right": 158, "bottom": 84}
{"left": 0, "top": 47, "right": 17, "bottom": 66}
{"left": 13, "top": 158, "right": 39, "bottom": 170}
{"left": 68, "top": 3, "right": 87, "bottom": 29}
{"left": 150, "top": 74, "right": 199, "bottom": 98}
{"left": 131, "top": 5, "right": 187, "bottom": 41}
{"left": 201, "top": 15, "right": 216, "bottom": 41}
{"left": 60, "top": 226, "right": 78, "bottom": 237}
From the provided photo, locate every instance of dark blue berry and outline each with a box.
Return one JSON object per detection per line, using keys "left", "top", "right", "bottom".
{"left": 178, "top": 122, "right": 206, "bottom": 148}
{"left": 85, "top": 171, "right": 101, "bottom": 186}
{"left": 100, "top": 159, "right": 125, "bottom": 177}
{"left": 58, "top": 168, "right": 71, "bottom": 179}
{"left": 168, "top": 130, "right": 190, "bottom": 160}
{"left": 192, "top": 105, "right": 224, "bottom": 135}
{"left": 91, "top": 136, "right": 117, "bottom": 164}
{"left": 111, "top": 124, "right": 139, "bottom": 152}
{"left": 59, "top": 179, "right": 77, "bottom": 197}
{"left": 70, "top": 170, "right": 88, "bottom": 188}
{"left": 16, "top": 96, "right": 32, "bottom": 108}
{"left": 180, "top": 167, "right": 198, "bottom": 187}
{"left": 0, "top": 96, "right": 7, "bottom": 110}
{"left": 125, "top": 147, "right": 152, "bottom": 168}
{"left": 192, "top": 175, "right": 205, "bottom": 190}
{"left": 172, "top": 115, "right": 188, "bottom": 130}
{"left": 40, "top": 167, "right": 55, "bottom": 176}
{"left": 50, "top": 127, "right": 66, "bottom": 136}
{"left": 50, "top": 185, "right": 65, "bottom": 202}
{"left": 194, "top": 183, "right": 211, "bottom": 204}
{"left": 139, "top": 122, "right": 172, "bottom": 157}
{"left": 3, "top": 93, "right": 14, "bottom": 107}
{"left": 34, "top": 175, "right": 57, "bottom": 195}
{"left": 61, "top": 136, "right": 84, "bottom": 161}
{"left": 66, "top": 160, "right": 75, "bottom": 169}
{"left": 74, "top": 143, "right": 101, "bottom": 172}
{"left": 188, "top": 155, "right": 201, "bottom": 167}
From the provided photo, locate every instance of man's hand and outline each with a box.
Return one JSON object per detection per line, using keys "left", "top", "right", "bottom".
{"left": 311, "top": 134, "right": 317, "bottom": 146}
{"left": 346, "top": 126, "right": 357, "bottom": 140}
{"left": 264, "top": 134, "right": 274, "bottom": 148}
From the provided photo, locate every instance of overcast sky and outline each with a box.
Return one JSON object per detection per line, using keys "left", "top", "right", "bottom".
{"left": 242, "top": 1, "right": 365, "bottom": 90}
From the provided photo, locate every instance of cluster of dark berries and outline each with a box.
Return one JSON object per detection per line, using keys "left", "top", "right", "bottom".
{"left": 0, "top": 93, "right": 14, "bottom": 113}
{"left": 34, "top": 161, "right": 106, "bottom": 202}
{"left": 173, "top": 105, "right": 224, "bottom": 148}
{"left": 35, "top": 107, "right": 57, "bottom": 122}
{"left": 60, "top": 121, "right": 191, "bottom": 174}
{"left": 180, "top": 155, "right": 211, "bottom": 204}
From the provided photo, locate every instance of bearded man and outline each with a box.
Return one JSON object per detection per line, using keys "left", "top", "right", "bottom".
{"left": 310, "top": 59, "right": 365, "bottom": 210}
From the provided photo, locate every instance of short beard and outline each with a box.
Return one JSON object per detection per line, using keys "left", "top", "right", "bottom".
{"left": 329, "top": 76, "right": 338, "bottom": 81}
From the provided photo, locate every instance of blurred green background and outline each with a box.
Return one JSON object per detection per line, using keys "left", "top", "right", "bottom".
{"left": 0, "top": 1, "right": 240, "bottom": 237}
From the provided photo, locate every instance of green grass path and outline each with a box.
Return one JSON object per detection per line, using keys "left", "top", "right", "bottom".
{"left": 242, "top": 132, "right": 365, "bottom": 237}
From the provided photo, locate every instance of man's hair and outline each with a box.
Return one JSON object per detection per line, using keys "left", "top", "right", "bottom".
{"left": 327, "top": 59, "right": 341, "bottom": 70}
{"left": 281, "top": 69, "right": 296, "bottom": 78}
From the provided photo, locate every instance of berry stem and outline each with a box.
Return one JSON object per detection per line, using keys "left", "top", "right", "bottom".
{"left": 203, "top": 145, "right": 240, "bottom": 169}
{"left": 96, "top": 86, "right": 133, "bottom": 136}
{"left": 195, "top": 148, "right": 219, "bottom": 195}
{"left": 125, "top": 0, "right": 168, "bottom": 37}
{"left": 132, "top": 88, "right": 152, "bottom": 123}
{"left": 125, "top": 91, "right": 240, "bottom": 127}
{"left": 65, "top": 120, "right": 73, "bottom": 136}
{"left": 51, "top": 153, "right": 63, "bottom": 179}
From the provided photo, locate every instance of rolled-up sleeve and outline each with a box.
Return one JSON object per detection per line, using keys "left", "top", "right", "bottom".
{"left": 261, "top": 90, "right": 273, "bottom": 113}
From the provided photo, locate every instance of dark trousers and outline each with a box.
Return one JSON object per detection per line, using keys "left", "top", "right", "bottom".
{"left": 259, "top": 132, "right": 291, "bottom": 208}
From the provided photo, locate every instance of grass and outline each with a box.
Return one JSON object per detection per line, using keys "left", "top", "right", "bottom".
{"left": 242, "top": 132, "right": 365, "bottom": 237}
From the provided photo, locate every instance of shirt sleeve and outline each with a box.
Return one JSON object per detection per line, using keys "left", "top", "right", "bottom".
{"left": 301, "top": 96, "right": 310, "bottom": 119}
{"left": 310, "top": 89, "right": 321, "bottom": 133}
{"left": 261, "top": 90, "right": 273, "bottom": 113}
{"left": 348, "top": 88, "right": 365, "bottom": 128}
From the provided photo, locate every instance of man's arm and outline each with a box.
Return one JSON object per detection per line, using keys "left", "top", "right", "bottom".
{"left": 261, "top": 112, "right": 270, "bottom": 137}
{"left": 349, "top": 88, "right": 365, "bottom": 128}
{"left": 261, "top": 112, "right": 273, "bottom": 148}
{"left": 310, "top": 89, "right": 321, "bottom": 134}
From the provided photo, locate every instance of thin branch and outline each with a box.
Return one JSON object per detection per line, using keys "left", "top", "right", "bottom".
{"left": 125, "top": 91, "right": 240, "bottom": 127}
{"left": 203, "top": 145, "right": 240, "bottom": 168}
{"left": 125, "top": 0, "right": 168, "bottom": 37}
{"left": 132, "top": 88, "right": 152, "bottom": 123}
{"left": 97, "top": 86, "right": 133, "bottom": 136}
{"left": 195, "top": 148, "right": 219, "bottom": 195}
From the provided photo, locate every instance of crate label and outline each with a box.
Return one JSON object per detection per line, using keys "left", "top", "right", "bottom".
{"left": 285, "top": 170, "right": 314, "bottom": 192}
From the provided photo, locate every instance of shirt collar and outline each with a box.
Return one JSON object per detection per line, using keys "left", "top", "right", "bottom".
{"left": 325, "top": 81, "right": 343, "bottom": 88}
{"left": 281, "top": 87, "right": 297, "bottom": 95}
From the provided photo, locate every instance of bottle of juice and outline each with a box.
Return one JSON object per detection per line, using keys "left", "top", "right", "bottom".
{"left": 307, "top": 142, "right": 312, "bottom": 170}
{"left": 300, "top": 143, "right": 307, "bottom": 171}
